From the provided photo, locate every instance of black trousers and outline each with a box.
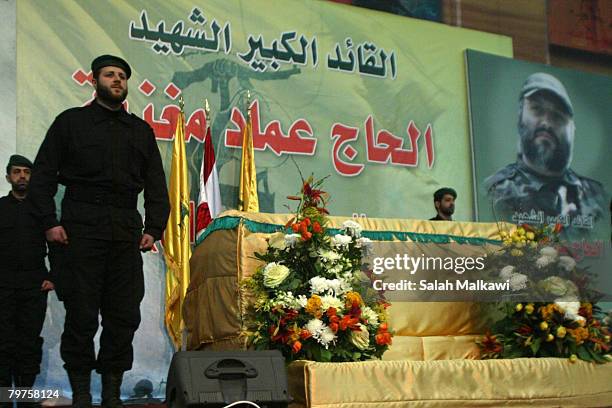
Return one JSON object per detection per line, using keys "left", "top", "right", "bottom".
{"left": 56, "top": 237, "right": 144, "bottom": 374}
{"left": 0, "top": 286, "right": 48, "bottom": 381}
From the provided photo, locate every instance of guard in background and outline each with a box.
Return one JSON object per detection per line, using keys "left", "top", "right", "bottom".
{"left": 0, "top": 155, "right": 54, "bottom": 406}
{"left": 430, "top": 187, "right": 456, "bottom": 221}
{"left": 29, "top": 55, "right": 170, "bottom": 408}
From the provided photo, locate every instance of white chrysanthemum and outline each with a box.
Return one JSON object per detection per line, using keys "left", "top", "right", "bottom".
{"left": 318, "top": 249, "right": 341, "bottom": 262}
{"left": 284, "top": 233, "right": 302, "bottom": 247}
{"left": 509, "top": 273, "right": 528, "bottom": 291}
{"left": 318, "top": 326, "right": 337, "bottom": 347}
{"left": 305, "top": 318, "right": 324, "bottom": 336}
{"left": 296, "top": 295, "right": 308, "bottom": 308}
{"left": 361, "top": 306, "right": 380, "bottom": 326}
{"left": 320, "top": 295, "right": 344, "bottom": 312}
{"left": 274, "top": 291, "right": 305, "bottom": 310}
{"left": 536, "top": 256, "right": 554, "bottom": 269}
{"left": 355, "top": 237, "right": 374, "bottom": 256}
{"left": 557, "top": 255, "right": 577, "bottom": 272}
{"left": 331, "top": 234, "right": 352, "bottom": 248}
{"left": 309, "top": 276, "right": 350, "bottom": 296}
{"left": 342, "top": 220, "right": 363, "bottom": 237}
{"left": 263, "top": 262, "right": 290, "bottom": 288}
{"left": 539, "top": 246, "right": 558, "bottom": 260}
{"left": 555, "top": 297, "right": 582, "bottom": 322}
{"left": 350, "top": 324, "right": 370, "bottom": 350}
{"left": 499, "top": 265, "right": 515, "bottom": 280}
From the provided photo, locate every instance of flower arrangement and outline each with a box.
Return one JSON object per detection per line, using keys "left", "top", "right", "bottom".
{"left": 478, "top": 223, "right": 611, "bottom": 363}
{"left": 243, "top": 175, "right": 392, "bottom": 362}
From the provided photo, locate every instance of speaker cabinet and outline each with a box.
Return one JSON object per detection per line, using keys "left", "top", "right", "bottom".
{"left": 166, "top": 350, "right": 290, "bottom": 408}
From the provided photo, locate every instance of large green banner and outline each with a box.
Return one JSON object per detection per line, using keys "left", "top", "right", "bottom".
{"left": 16, "top": 0, "right": 511, "bottom": 397}
{"left": 18, "top": 0, "right": 511, "bottom": 224}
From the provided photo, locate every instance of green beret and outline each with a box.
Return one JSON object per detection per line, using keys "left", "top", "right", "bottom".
{"left": 7, "top": 154, "right": 33, "bottom": 173}
{"left": 91, "top": 54, "right": 132, "bottom": 79}
{"left": 521, "top": 72, "right": 573, "bottom": 116}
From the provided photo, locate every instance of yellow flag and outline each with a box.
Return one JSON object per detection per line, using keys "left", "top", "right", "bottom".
{"left": 163, "top": 110, "right": 191, "bottom": 349}
{"left": 239, "top": 104, "right": 259, "bottom": 212}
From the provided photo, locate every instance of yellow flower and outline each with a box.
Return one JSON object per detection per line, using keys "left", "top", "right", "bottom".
{"left": 529, "top": 241, "right": 538, "bottom": 249}
{"left": 499, "top": 231, "right": 508, "bottom": 239}
{"left": 556, "top": 326, "right": 567, "bottom": 338}
{"left": 517, "top": 227, "right": 525, "bottom": 236}
{"left": 525, "top": 304, "right": 534, "bottom": 314}
{"left": 539, "top": 304, "right": 561, "bottom": 320}
{"left": 569, "top": 354, "right": 578, "bottom": 363}
{"left": 604, "top": 335, "right": 611, "bottom": 343}
{"left": 515, "top": 241, "right": 525, "bottom": 248}
{"left": 305, "top": 295, "right": 322, "bottom": 317}
{"left": 526, "top": 231, "right": 535, "bottom": 241}
{"left": 345, "top": 291, "right": 363, "bottom": 307}
{"left": 546, "top": 334, "right": 554, "bottom": 342}
{"left": 515, "top": 303, "right": 523, "bottom": 312}
{"left": 510, "top": 249, "right": 523, "bottom": 257}
{"left": 539, "top": 321, "right": 549, "bottom": 331}
{"left": 503, "top": 239, "right": 512, "bottom": 247}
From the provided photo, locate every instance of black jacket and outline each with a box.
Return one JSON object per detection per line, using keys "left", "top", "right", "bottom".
{"left": 29, "top": 102, "right": 170, "bottom": 241}
{"left": 0, "top": 193, "right": 50, "bottom": 288}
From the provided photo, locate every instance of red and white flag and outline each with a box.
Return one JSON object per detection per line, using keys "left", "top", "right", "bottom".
{"left": 196, "top": 124, "right": 221, "bottom": 241}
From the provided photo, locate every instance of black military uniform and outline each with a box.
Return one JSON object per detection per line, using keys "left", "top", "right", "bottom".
{"left": 28, "top": 56, "right": 169, "bottom": 408}
{"left": 0, "top": 156, "right": 51, "bottom": 397}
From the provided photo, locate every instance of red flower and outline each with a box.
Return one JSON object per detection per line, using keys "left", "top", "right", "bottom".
{"left": 517, "top": 325, "right": 533, "bottom": 335}
{"left": 339, "top": 315, "right": 360, "bottom": 331}
{"left": 291, "top": 223, "right": 300, "bottom": 232}
{"left": 375, "top": 332, "right": 392, "bottom": 346}
{"left": 553, "top": 223, "right": 563, "bottom": 234}
{"left": 301, "top": 231, "right": 312, "bottom": 241}
{"left": 312, "top": 222, "right": 322, "bottom": 233}
{"left": 291, "top": 341, "right": 302, "bottom": 354}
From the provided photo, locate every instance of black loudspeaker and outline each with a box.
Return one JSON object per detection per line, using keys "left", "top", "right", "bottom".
{"left": 166, "top": 350, "right": 290, "bottom": 408}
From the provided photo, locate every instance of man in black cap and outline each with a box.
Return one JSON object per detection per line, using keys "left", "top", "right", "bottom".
{"left": 430, "top": 187, "right": 456, "bottom": 221}
{"left": 0, "top": 155, "right": 54, "bottom": 405}
{"left": 484, "top": 72, "right": 607, "bottom": 238}
{"left": 29, "top": 55, "right": 169, "bottom": 408}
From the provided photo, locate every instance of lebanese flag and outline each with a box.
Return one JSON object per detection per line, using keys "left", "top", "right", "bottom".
{"left": 196, "top": 125, "right": 222, "bottom": 241}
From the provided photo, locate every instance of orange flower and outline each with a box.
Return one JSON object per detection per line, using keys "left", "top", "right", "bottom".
{"left": 553, "top": 223, "right": 563, "bottom": 234}
{"left": 301, "top": 231, "right": 312, "bottom": 241}
{"left": 375, "top": 332, "right": 392, "bottom": 346}
{"left": 303, "top": 218, "right": 311, "bottom": 226}
{"left": 291, "top": 223, "right": 300, "bottom": 232}
{"left": 299, "top": 222, "right": 308, "bottom": 234}
{"left": 292, "top": 341, "right": 302, "bottom": 354}
{"left": 339, "top": 315, "right": 360, "bottom": 331}
{"left": 329, "top": 322, "right": 339, "bottom": 333}
{"left": 567, "top": 327, "right": 589, "bottom": 345}
{"left": 299, "top": 329, "right": 312, "bottom": 340}
{"left": 312, "top": 222, "right": 322, "bottom": 233}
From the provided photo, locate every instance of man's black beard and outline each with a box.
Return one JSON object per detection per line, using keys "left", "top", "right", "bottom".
{"left": 11, "top": 181, "right": 27, "bottom": 193}
{"left": 96, "top": 84, "right": 127, "bottom": 106}
{"left": 441, "top": 206, "right": 454, "bottom": 216}
{"left": 520, "top": 124, "right": 570, "bottom": 174}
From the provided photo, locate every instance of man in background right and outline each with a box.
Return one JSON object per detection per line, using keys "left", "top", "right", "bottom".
{"left": 484, "top": 72, "right": 608, "bottom": 238}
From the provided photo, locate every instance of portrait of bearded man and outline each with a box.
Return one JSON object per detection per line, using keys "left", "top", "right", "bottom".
{"left": 484, "top": 72, "right": 608, "bottom": 239}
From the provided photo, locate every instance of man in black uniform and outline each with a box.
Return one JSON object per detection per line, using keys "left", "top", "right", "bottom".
{"left": 29, "top": 55, "right": 170, "bottom": 408}
{"left": 0, "top": 155, "right": 54, "bottom": 404}
{"left": 429, "top": 187, "right": 456, "bottom": 221}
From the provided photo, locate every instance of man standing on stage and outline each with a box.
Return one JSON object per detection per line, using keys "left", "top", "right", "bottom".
{"left": 29, "top": 55, "right": 170, "bottom": 408}
{"left": 0, "top": 155, "right": 54, "bottom": 404}
{"left": 429, "top": 187, "right": 456, "bottom": 221}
